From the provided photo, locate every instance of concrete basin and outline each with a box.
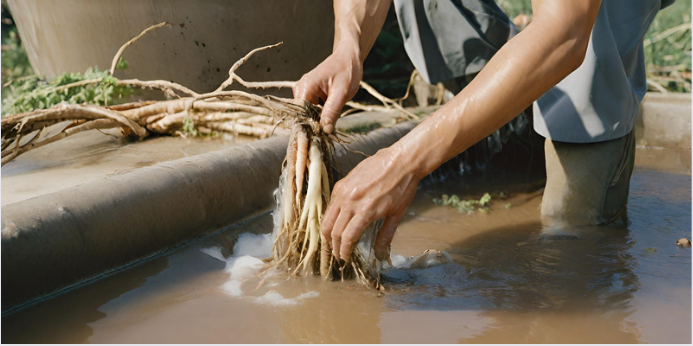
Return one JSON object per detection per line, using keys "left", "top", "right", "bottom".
{"left": 7, "top": 0, "right": 334, "bottom": 94}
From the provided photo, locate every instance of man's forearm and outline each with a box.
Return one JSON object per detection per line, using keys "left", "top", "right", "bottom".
{"left": 391, "top": 0, "right": 602, "bottom": 178}
{"left": 333, "top": 0, "right": 392, "bottom": 62}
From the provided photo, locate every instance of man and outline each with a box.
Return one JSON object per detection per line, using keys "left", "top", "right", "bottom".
{"left": 293, "top": 0, "right": 674, "bottom": 264}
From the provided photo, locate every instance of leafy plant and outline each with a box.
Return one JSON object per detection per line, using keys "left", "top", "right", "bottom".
{"left": 433, "top": 192, "right": 492, "bottom": 214}
{"left": 1, "top": 66, "right": 133, "bottom": 116}
{"left": 181, "top": 116, "right": 199, "bottom": 137}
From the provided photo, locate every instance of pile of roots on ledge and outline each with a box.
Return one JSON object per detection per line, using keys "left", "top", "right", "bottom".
{"left": 1, "top": 21, "right": 417, "bottom": 167}
{"left": 267, "top": 120, "right": 381, "bottom": 287}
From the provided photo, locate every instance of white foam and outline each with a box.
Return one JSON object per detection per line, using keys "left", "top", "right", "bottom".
{"left": 208, "top": 232, "right": 320, "bottom": 306}
{"left": 233, "top": 233, "right": 273, "bottom": 258}
{"left": 252, "top": 290, "right": 320, "bottom": 306}
{"left": 390, "top": 254, "right": 408, "bottom": 268}
{"left": 220, "top": 255, "right": 264, "bottom": 297}
{"left": 226, "top": 255, "right": 265, "bottom": 277}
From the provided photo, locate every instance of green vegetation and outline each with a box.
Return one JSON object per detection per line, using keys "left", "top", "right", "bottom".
{"left": 433, "top": 193, "right": 492, "bottom": 214}
{"left": 496, "top": 0, "right": 532, "bottom": 19}
{"left": 2, "top": 1, "right": 33, "bottom": 81}
{"left": 1, "top": 29, "right": 33, "bottom": 81}
{"left": 644, "top": 1, "right": 691, "bottom": 92}
{"left": 497, "top": 0, "right": 691, "bottom": 93}
{"left": 181, "top": 116, "right": 198, "bottom": 137}
{"left": 1, "top": 2, "right": 132, "bottom": 116}
{"left": 1, "top": 67, "right": 133, "bottom": 116}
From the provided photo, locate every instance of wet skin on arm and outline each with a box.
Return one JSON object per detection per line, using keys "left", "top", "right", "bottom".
{"left": 293, "top": 0, "right": 603, "bottom": 264}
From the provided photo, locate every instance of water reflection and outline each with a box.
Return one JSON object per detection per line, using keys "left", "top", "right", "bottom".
{"left": 385, "top": 223, "right": 638, "bottom": 310}
{"left": 1, "top": 257, "right": 169, "bottom": 344}
{"left": 381, "top": 222, "right": 641, "bottom": 341}
{"left": 0, "top": 169, "right": 686, "bottom": 343}
{"left": 274, "top": 279, "right": 383, "bottom": 343}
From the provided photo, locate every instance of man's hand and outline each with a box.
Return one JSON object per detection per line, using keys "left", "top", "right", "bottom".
{"left": 317, "top": 0, "right": 602, "bottom": 264}
{"left": 293, "top": 44, "right": 362, "bottom": 135}
{"left": 293, "top": 0, "right": 391, "bottom": 134}
{"left": 321, "top": 146, "right": 422, "bottom": 263}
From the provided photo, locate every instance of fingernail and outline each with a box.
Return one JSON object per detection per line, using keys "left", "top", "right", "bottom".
{"left": 323, "top": 124, "right": 333, "bottom": 134}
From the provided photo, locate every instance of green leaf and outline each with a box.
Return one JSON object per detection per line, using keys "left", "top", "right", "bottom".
{"left": 116, "top": 58, "right": 129, "bottom": 70}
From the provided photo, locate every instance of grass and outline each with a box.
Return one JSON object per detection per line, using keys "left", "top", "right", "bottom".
{"left": 496, "top": 0, "right": 532, "bottom": 19}
{"left": 497, "top": 0, "right": 691, "bottom": 93}
{"left": 644, "top": 1, "right": 691, "bottom": 92}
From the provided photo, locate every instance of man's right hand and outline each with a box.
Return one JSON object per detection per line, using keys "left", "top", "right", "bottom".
{"left": 293, "top": 43, "right": 363, "bottom": 135}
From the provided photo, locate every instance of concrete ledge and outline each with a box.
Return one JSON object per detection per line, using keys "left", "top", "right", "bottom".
{"left": 635, "top": 93, "right": 692, "bottom": 149}
{"left": 1, "top": 121, "right": 416, "bottom": 313}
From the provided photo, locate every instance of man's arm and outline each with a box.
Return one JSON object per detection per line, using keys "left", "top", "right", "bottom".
{"left": 321, "top": 0, "right": 603, "bottom": 263}
{"left": 293, "top": 0, "right": 392, "bottom": 134}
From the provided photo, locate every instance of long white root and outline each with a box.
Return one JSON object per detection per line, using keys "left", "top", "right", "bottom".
{"left": 267, "top": 120, "right": 379, "bottom": 286}
{"left": 294, "top": 129, "right": 309, "bottom": 207}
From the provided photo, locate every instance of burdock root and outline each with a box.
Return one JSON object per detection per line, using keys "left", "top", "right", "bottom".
{"left": 268, "top": 117, "right": 381, "bottom": 287}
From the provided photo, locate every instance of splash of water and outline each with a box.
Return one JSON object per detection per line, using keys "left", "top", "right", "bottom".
{"left": 199, "top": 231, "right": 320, "bottom": 306}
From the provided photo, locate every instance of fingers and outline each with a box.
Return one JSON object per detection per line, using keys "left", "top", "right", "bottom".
{"left": 374, "top": 207, "right": 407, "bottom": 261}
{"left": 321, "top": 199, "right": 374, "bottom": 263}
{"left": 320, "top": 88, "right": 348, "bottom": 135}
{"left": 293, "top": 76, "right": 344, "bottom": 135}
{"left": 321, "top": 204, "right": 339, "bottom": 244}
{"left": 338, "top": 215, "right": 373, "bottom": 263}
{"left": 326, "top": 207, "right": 401, "bottom": 264}
{"left": 327, "top": 210, "right": 353, "bottom": 261}
{"left": 293, "top": 77, "right": 326, "bottom": 105}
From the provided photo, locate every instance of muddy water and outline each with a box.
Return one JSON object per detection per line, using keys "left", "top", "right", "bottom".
{"left": 2, "top": 166, "right": 690, "bottom": 343}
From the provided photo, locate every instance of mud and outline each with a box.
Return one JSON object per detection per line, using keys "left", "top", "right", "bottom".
{"left": 2, "top": 163, "right": 689, "bottom": 343}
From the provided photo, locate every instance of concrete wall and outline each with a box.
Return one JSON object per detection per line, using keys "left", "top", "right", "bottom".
{"left": 635, "top": 93, "right": 692, "bottom": 149}
{"left": 7, "top": 0, "right": 334, "bottom": 94}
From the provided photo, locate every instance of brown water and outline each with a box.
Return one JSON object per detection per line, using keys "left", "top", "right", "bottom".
{"left": 2, "top": 166, "right": 690, "bottom": 343}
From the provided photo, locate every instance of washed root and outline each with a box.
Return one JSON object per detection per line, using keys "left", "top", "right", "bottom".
{"left": 266, "top": 120, "right": 381, "bottom": 288}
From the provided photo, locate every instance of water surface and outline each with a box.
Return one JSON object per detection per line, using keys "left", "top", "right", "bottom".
{"left": 2, "top": 167, "right": 690, "bottom": 343}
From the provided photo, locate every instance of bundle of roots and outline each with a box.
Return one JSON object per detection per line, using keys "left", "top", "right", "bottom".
{"left": 267, "top": 119, "right": 381, "bottom": 287}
